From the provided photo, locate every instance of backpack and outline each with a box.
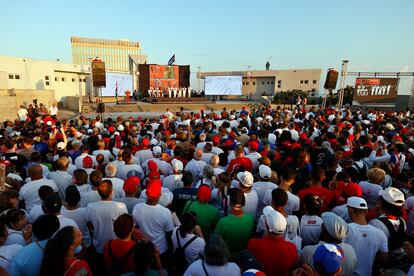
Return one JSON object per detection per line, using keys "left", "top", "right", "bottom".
{"left": 378, "top": 217, "right": 411, "bottom": 272}
{"left": 172, "top": 230, "right": 197, "bottom": 275}
{"left": 107, "top": 240, "right": 135, "bottom": 276}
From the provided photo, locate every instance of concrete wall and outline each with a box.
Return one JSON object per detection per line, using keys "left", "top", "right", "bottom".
{"left": 0, "top": 89, "right": 55, "bottom": 121}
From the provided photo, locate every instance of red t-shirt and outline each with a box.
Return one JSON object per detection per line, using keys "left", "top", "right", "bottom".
{"left": 248, "top": 235, "right": 297, "bottom": 276}
{"left": 64, "top": 258, "right": 92, "bottom": 276}
{"left": 104, "top": 239, "right": 136, "bottom": 273}
{"left": 227, "top": 157, "right": 253, "bottom": 173}
{"left": 298, "top": 186, "right": 334, "bottom": 213}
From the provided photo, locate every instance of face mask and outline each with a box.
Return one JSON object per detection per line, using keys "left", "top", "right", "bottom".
{"left": 75, "top": 245, "right": 82, "bottom": 255}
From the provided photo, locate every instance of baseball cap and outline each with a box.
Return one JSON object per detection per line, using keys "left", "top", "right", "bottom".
{"left": 146, "top": 179, "right": 161, "bottom": 199}
{"left": 347, "top": 196, "right": 368, "bottom": 210}
{"left": 198, "top": 185, "right": 212, "bottom": 203}
{"left": 153, "top": 146, "right": 162, "bottom": 156}
{"left": 259, "top": 165, "right": 271, "bottom": 180}
{"left": 241, "top": 127, "right": 249, "bottom": 133}
{"left": 249, "top": 141, "right": 259, "bottom": 151}
{"left": 43, "top": 194, "right": 62, "bottom": 214}
{"left": 123, "top": 176, "right": 140, "bottom": 194}
{"left": 141, "top": 137, "right": 150, "bottom": 147}
{"left": 342, "top": 182, "right": 363, "bottom": 198}
{"left": 147, "top": 160, "right": 158, "bottom": 172}
{"left": 313, "top": 243, "right": 344, "bottom": 274}
{"left": 263, "top": 206, "right": 287, "bottom": 234}
{"left": 57, "top": 142, "right": 67, "bottom": 150}
{"left": 171, "top": 159, "right": 183, "bottom": 172}
{"left": 321, "top": 212, "right": 348, "bottom": 240}
{"left": 237, "top": 171, "right": 254, "bottom": 188}
{"left": 150, "top": 138, "right": 158, "bottom": 146}
{"left": 242, "top": 270, "right": 266, "bottom": 276}
{"left": 378, "top": 187, "right": 405, "bottom": 206}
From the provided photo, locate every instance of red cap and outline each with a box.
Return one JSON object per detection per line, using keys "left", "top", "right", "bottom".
{"left": 148, "top": 160, "right": 158, "bottom": 172}
{"left": 82, "top": 156, "right": 93, "bottom": 169}
{"left": 123, "top": 176, "right": 140, "bottom": 194}
{"left": 343, "top": 182, "right": 363, "bottom": 198}
{"left": 146, "top": 179, "right": 161, "bottom": 199}
{"left": 299, "top": 133, "right": 308, "bottom": 140}
{"left": 212, "top": 136, "right": 220, "bottom": 144}
{"left": 142, "top": 138, "right": 150, "bottom": 147}
{"left": 108, "top": 126, "right": 115, "bottom": 133}
{"left": 338, "top": 123, "right": 345, "bottom": 128}
{"left": 195, "top": 113, "right": 201, "bottom": 119}
{"left": 394, "top": 136, "right": 403, "bottom": 142}
{"left": 292, "top": 143, "right": 302, "bottom": 149}
{"left": 197, "top": 185, "right": 212, "bottom": 203}
{"left": 229, "top": 131, "right": 237, "bottom": 138}
{"left": 249, "top": 141, "right": 259, "bottom": 151}
{"left": 224, "top": 140, "right": 234, "bottom": 147}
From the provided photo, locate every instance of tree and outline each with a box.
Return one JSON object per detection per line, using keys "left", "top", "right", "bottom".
{"left": 273, "top": 90, "right": 308, "bottom": 104}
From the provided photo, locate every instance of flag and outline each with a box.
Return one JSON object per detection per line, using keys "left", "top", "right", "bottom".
{"left": 168, "top": 54, "right": 175, "bottom": 65}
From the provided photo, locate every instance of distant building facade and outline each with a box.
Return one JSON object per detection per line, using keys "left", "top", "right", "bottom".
{"left": 199, "top": 69, "right": 322, "bottom": 100}
{"left": 71, "top": 36, "right": 147, "bottom": 73}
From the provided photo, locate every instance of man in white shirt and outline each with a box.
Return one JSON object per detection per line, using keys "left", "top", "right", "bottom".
{"left": 245, "top": 142, "right": 261, "bottom": 171}
{"left": 17, "top": 105, "right": 28, "bottom": 121}
{"left": 48, "top": 157, "right": 72, "bottom": 200}
{"left": 49, "top": 103, "right": 58, "bottom": 116}
{"left": 117, "top": 149, "right": 144, "bottom": 180}
{"left": 134, "top": 138, "right": 153, "bottom": 165}
{"left": 86, "top": 179, "right": 128, "bottom": 254}
{"left": 132, "top": 179, "right": 174, "bottom": 255}
{"left": 344, "top": 197, "right": 388, "bottom": 276}
{"left": 210, "top": 155, "right": 224, "bottom": 176}
{"left": 92, "top": 140, "right": 114, "bottom": 163}
{"left": 201, "top": 143, "right": 214, "bottom": 164}
{"left": 75, "top": 145, "right": 97, "bottom": 169}
{"left": 163, "top": 159, "right": 184, "bottom": 191}
{"left": 81, "top": 170, "right": 102, "bottom": 207}
{"left": 237, "top": 171, "right": 259, "bottom": 218}
{"left": 103, "top": 164, "right": 125, "bottom": 199}
{"left": 142, "top": 146, "right": 173, "bottom": 176}
{"left": 184, "top": 149, "right": 207, "bottom": 185}
{"left": 19, "top": 165, "right": 58, "bottom": 213}
{"left": 253, "top": 165, "right": 278, "bottom": 215}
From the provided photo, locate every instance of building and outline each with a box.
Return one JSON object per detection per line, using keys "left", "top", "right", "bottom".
{"left": 199, "top": 69, "right": 322, "bottom": 100}
{"left": 0, "top": 55, "right": 91, "bottom": 105}
{"left": 71, "top": 36, "right": 147, "bottom": 73}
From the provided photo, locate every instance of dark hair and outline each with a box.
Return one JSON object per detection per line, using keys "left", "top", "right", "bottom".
{"left": 38, "top": 185, "right": 55, "bottom": 201}
{"left": 204, "top": 234, "right": 229, "bottom": 266}
{"left": 114, "top": 214, "right": 134, "bottom": 239}
{"left": 40, "top": 226, "right": 76, "bottom": 276}
{"left": 179, "top": 212, "right": 197, "bottom": 238}
{"left": 98, "top": 179, "right": 113, "bottom": 199}
{"left": 33, "top": 215, "right": 60, "bottom": 241}
{"left": 0, "top": 190, "right": 19, "bottom": 213}
{"left": 3, "top": 209, "right": 25, "bottom": 229}
{"left": 311, "top": 166, "right": 325, "bottom": 182}
{"left": 65, "top": 185, "right": 81, "bottom": 206}
{"left": 280, "top": 167, "right": 297, "bottom": 183}
{"left": 31, "top": 151, "right": 42, "bottom": 163}
{"left": 271, "top": 188, "right": 288, "bottom": 207}
{"left": 181, "top": 171, "right": 193, "bottom": 187}
{"left": 133, "top": 241, "right": 156, "bottom": 275}
{"left": 229, "top": 188, "right": 245, "bottom": 207}
{"left": 304, "top": 194, "right": 322, "bottom": 215}
{"left": 0, "top": 221, "right": 6, "bottom": 240}
{"left": 73, "top": 169, "right": 88, "bottom": 185}
{"left": 336, "top": 171, "right": 351, "bottom": 182}
{"left": 89, "top": 170, "right": 103, "bottom": 188}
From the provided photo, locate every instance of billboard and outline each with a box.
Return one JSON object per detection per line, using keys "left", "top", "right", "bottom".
{"left": 354, "top": 78, "right": 399, "bottom": 104}
{"left": 101, "top": 73, "right": 133, "bottom": 97}
{"left": 205, "top": 75, "right": 243, "bottom": 95}
{"left": 149, "top": 65, "right": 179, "bottom": 89}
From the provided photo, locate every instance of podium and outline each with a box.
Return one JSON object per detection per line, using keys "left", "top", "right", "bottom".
{"left": 125, "top": 91, "right": 131, "bottom": 103}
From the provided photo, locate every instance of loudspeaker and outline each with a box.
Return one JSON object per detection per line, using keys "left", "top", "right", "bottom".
{"left": 324, "top": 69, "right": 339, "bottom": 90}
{"left": 92, "top": 61, "right": 106, "bottom": 87}
{"left": 96, "top": 102, "right": 105, "bottom": 113}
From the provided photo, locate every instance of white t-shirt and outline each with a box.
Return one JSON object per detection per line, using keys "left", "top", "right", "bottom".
{"left": 184, "top": 260, "right": 240, "bottom": 276}
{"left": 134, "top": 149, "right": 154, "bottom": 165}
{"left": 163, "top": 174, "right": 183, "bottom": 192}
{"left": 81, "top": 190, "right": 100, "bottom": 207}
{"left": 28, "top": 204, "right": 44, "bottom": 223}
{"left": 0, "top": 244, "right": 23, "bottom": 272}
{"left": 253, "top": 181, "right": 278, "bottom": 214}
{"left": 359, "top": 181, "right": 383, "bottom": 209}
{"left": 17, "top": 108, "right": 28, "bottom": 121}
{"left": 344, "top": 223, "right": 388, "bottom": 276}
{"left": 245, "top": 152, "right": 262, "bottom": 171}
{"left": 19, "top": 178, "right": 58, "bottom": 212}
{"left": 405, "top": 196, "right": 414, "bottom": 237}
{"left": 132, "top": 203, "right": 174, "bottom": 254}
{"left": 92, "top": 149, "right": 114, "bottom": 163}
{"left": 185, "top": 159, "right": 207, "bottom": 185}
{"left": 102, "top": 177, "right": 125, "bottom": 199}
{"left": 331, "top": 204, "right": 351, "bottom": 223}
{"left": 49, "top": 106, "right": 58, "bottom": 116}
{"left": 57, "top": 214, "right": 79, "bottom": 230}
{"left": 172, "top": 227, "right": 205, "bottom": 264}
{"left": 74, "top": 154, "right": 97, "bottom": 169}
{"left": 61, "top": 207, "right": 91, "bottom": 247}
{"left": 48, "top": 170, "right": 72, "bottom": 201}
{"left": 142, "top": 158, "right": 173, "bottom": 177}
{"left": 117, "top": 164, "right": 144, "bottom": 180}
{"left": 257, "top": 213, "right": 299, "bottom": 240}
{"left": 243, "top": 190, "right": 259, "bottom": 218}
{"left": 4, "top": 229, "right": 25, "bottom": 246}
{"left": 86, "top": 200, "right": 128, "bottom": 254}
{"left": 263, "top": 189, "right": 299, "bottom": 215}
{"left": 300, "top": 215, "right": 323, "bottom": 246}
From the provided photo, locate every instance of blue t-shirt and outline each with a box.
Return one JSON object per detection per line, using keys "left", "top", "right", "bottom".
{"left": 9, "top": 239, "right": 48, "bottom": 276}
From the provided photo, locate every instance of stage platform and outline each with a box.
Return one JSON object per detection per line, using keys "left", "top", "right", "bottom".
{"left": 141, "top": 97, "right": 210, "bottom": 104}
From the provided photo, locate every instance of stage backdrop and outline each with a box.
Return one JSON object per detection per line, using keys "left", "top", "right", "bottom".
{"left": 149, "top": 65, "right": 179, "bottom": 89}
{"left": 101, "top": 73, "right": 133, "bottom": 96}
{"left": 353, "top": 78, "right": 399, "bottom": 104}
{"left": 205, "top": 75, "right": 242, "bottom": 95}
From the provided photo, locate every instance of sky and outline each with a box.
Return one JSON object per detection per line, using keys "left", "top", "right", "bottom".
{"left": 1, "top": 0, "right": 413, "bottom": 93}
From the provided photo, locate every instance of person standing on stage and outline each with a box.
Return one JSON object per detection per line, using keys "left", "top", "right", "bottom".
{"left": 168, "top": 88, "right": 172, "bottom": 98}
{"left": 183, "top": 87, "right": 187, "bottom": 98}
{"left": 188, "top": 87, "right": 191, "bottom": 98}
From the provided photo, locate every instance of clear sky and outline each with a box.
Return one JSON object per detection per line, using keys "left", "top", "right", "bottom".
{"left": 1, "top": 0, "right": 413, "bottom": 92}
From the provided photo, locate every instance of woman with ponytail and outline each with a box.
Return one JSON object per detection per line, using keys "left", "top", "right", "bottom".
{"left": 40, "top": 226, "right": 91, "bottom": 276}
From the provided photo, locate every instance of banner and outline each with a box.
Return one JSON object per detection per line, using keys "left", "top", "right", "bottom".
{"left": 353, "top": 78, "right": 399, "bottom": 104}
{"left": 149, "top": 65, "right": 179, "bottom": 89}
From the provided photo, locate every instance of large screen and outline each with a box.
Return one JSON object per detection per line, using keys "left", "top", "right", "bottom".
{"left": 149, "top": 65, "right": 179, "bottom": 89}
{"left": 353, "top": 78, "right": 399, "bottom": 104}
{"left": 205, "top": 75, "right": 242, "bottom": 95}
{"left": 101, "top": 73, "right": 133, "bottom": 96}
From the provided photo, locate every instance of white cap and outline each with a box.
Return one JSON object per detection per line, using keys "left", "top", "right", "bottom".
{"left": 347, "top": 196, "right": 368, "bottom": 210}
{"left": 241, "top": 127, "right": 249, "bottom": 134}
{"left": 153, "top": 146, "right": 162, "bottom": 156}
{"left": 237, "top": 171, "right": 254, "bottom": 187}
{"left": 377, "top": 135, "right": 384, "bottom": 142}
{"left": 385, "top": 123, "right": 395, "bottom": 130}
{"left": 378, "top": 187, "right": 405, "bottom": 206}
{"left": 259, "top": 165, "right": 272, "bottom": 179}
{"left": 114, "top": 131, "right": 120, "bottom": 136}
{"left": 150, "top": 138, "right": 158, "bottom": 146}
{"left": 263, "top": 206, "right": 287, "bottom": 234}
{"left": 46, "top": 121, "right": 52, "bottom": 126}
{"left": 76, "top": 132, "right": 83, "bottom": 138}
{"left": 172, "top": 159, "right": 183, "bottom": 172}
{"left": 117, "top": 125, "right": 124, "bottom": 131}
{"left": 57, "top": 142, "right": 67, "bottom": 150}
{"left": 158, "top": 191, "right": 174, "bottom": 207}
{"left": 362, "top": 120, "right": 370, "bottom": 125}
{"left": 229, "top": 115, "right": 235, "bottom": 120}
{"left": 87, "top": 129, "right": 93, "bottom": 134}
{"left": 268, "top": 133, "right": 276, "bottom": 144}
{"left": 265, "top": 115, "right": 273, "bottom": 121}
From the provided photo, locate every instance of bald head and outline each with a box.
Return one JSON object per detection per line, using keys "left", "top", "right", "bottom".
{"left": 210, "top": 155, "right": 220, "bottom": 167}
{"left": 57, "top": 157, "right": 69, "bottom": 171}
{"left": 195, "top": 149, "right": 203, "bottom": 160}
{"left": 28, "top": 164, "right": 43, "bottom": 180}
{"left": 105, "top": 164, "right": 117, "bottom": 177}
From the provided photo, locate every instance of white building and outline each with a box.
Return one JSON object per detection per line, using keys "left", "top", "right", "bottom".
{"left": 0, "top": 55, "right": 91, "bottom": 106}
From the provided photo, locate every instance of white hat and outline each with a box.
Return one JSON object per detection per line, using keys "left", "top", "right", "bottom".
{"left": 158, "top": 191, "right": 174, "bottom": 207}
{"left": 265, "top": 115, "right": 273, "bottom": 121}
{"left": 46, "top": 121, "right": 53, "bottom": 126}
{"left": 57, "top": 142, "right": 67, "bottom": 150}
{"left": 347, "top": 196, "right": 368, "bottom": 210}
{"left": 150, "top": 138, "right": 158, "bottom": 146}
{"left": 385, "top": 123, "right": 395, "bottom": 130}
{"left": 237, "top": 171, "right": 254, "bottom": 187}
{"left": 362, "top": 120, "right": 370, "bottom": 125}
{"left": 152, "top": 146, "right": 162, "bottom": 156}
{"left": 268, "top": 133, "right": 276, "bottom": 144}
{"left": 172, "top": 159, "right": 183, "bottom": 172}
{"left": 229, "top": 115, "right": 235, "bottom": 120}
{"left": 87, "top": 129, "right": 93, "bottom": 134}
{"left": 259, "top": 165, "right": 272, "bottom": 179}
{"left": 263, "top": 206, "right": 287, "bottom": 234}
{"left": 114, "top": 131, "right": 120, "bottom": 136}
{"left": 378, "top": 187, "right": 405, "bottom": 206}
{"left": 76, "top": 132, "right": 83, "bottom": 138}
{"left": 377, "top": 135, "right": 385, "bottom": 142}
{"left": 241, "top": 127, "right": 249, "bottom": 133}
{"left": 117, "top": 125, "right": 124, "bottom": 131}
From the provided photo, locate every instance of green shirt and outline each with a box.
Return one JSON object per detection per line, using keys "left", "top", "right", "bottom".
{"left": 183, "top": 201, "right": 219, "bottom": 241}
{"left": 215, "top": 214, "right": 255, "bottom": 256}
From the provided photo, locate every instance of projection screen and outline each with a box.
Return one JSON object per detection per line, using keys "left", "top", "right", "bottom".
{"left": 205, "top": 75, "right": 242, "bottom": 95}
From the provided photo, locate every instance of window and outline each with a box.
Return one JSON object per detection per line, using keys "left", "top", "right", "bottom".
{"left": 83, "top": 78, "right": 86, "bottom": 82}
{"left": 14, "top": 74, "right": 20, "bottom": 80}
{"left": 262, "top": 82, "right": 265, "bottom": 85}
{"left": 8, "top": 74, "right": 14, "bottom": 79}
{"left": 242, "top": 82, "right": 245, "bottom": 85}
{"left": 278, "top": 80, "right": 281, "bottom": 84}
{"left": 72, "top": 78, "right": 75, "bottom": 82}
{"left": 300, "top": 80, "right": 303, "bottom": 84}
{"left": 305, "top": 80, "right": 309, "bottom": 84}
{"left": 61, "top": 77, "right": 66, "bottom": 82}
{"left": 55, "top": 77, "right": 59, "bottom": 82}
{"left": 277, "top": 84, "right": 281, "bottom": 88}
{"left": 267, "top": 82, "right": 270, "bottom": 85}
{"left": 311, "top": 88, "right": 316, "bottom": 92}
{"left": 45, "top": 76, "right": 50, "bottom": 81}
{"left": 252, "top": 82, "right": 255, "bottom": 85}
{"left": 271, "top": 82, "right": 274, "bottom": 85}
{"left": 313, "top": 80, "right": 317, "bottom": 84}
{"left": 245, "top": 81, "right": 249, "bottom": 85}
{"left": 311, "top": 93, "right": 315, "bottom": 97}
{"left": 45, "top": 81, "right": 50, "bottom": 86}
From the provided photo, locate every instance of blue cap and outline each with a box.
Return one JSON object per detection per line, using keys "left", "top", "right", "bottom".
{"left": 313, "top": 243, "right": 343, "bottom": 274}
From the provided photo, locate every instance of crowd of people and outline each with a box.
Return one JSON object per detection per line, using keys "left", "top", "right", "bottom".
{"left": 1, "top": 102, "right": 414, "bottom": 276}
